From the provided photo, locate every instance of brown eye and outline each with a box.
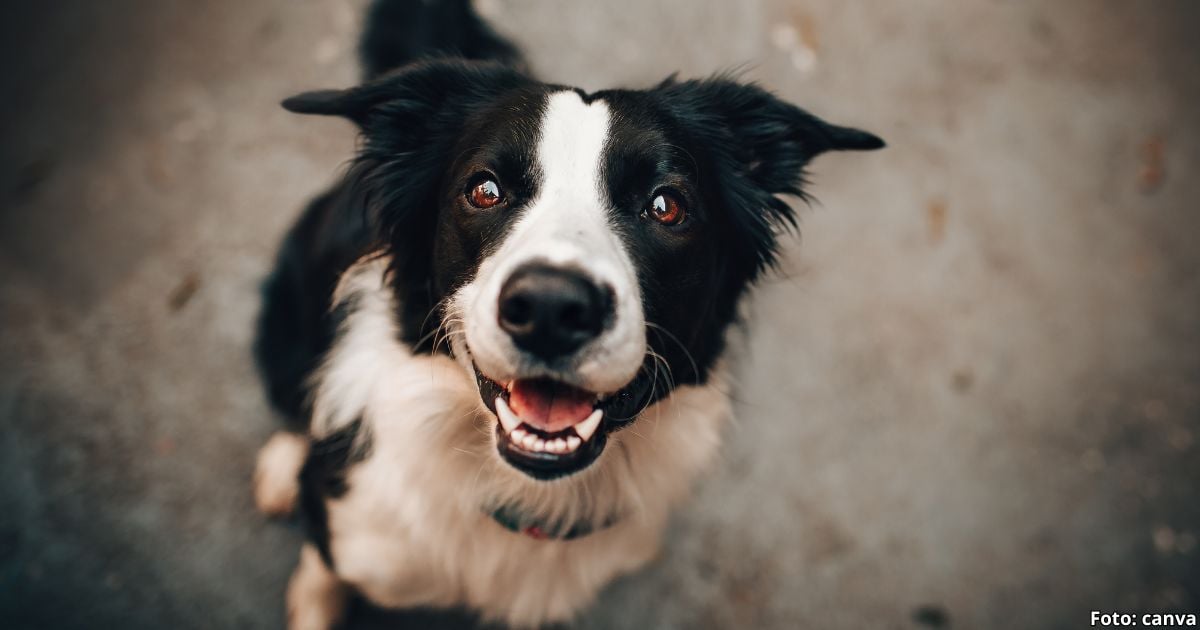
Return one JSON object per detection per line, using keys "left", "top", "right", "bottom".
{"left": 647, "top": 190, "right": 687, "bottom": 226}
{"left": 467, "top": 178, "right": 504, "bottom": 209}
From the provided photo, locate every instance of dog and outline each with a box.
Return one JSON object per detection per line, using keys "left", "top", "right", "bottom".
{"left": 252, "top": 0, "right": 883, "bottom": 627}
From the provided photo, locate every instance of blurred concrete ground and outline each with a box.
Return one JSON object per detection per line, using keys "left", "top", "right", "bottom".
{"left": 1, "top": 1, "right": 1198, "bottom": 628}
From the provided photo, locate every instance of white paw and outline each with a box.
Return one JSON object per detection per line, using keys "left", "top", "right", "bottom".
{"left": 287, "top": 544, "right": 348, "bottom": 630}
{"left": 254, "top": 431, "right": 310, "bottom": 517}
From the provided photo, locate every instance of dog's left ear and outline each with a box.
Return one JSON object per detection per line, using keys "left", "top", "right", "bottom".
{"left": 654, "top": 77, "right": 884, "bottom": 273}
{"left": 655, "top": 76, "right": 883, "bottom": 191}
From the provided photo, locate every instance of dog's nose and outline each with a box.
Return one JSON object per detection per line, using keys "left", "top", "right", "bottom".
{"left": 497, "top": 264, "right": 611, "bottom": 360}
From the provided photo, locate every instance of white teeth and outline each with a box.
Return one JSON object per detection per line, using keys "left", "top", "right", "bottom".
{"left": 515, "top": 435, "right": 579, "bottom": 454}
{"left": 574, "top": 409, "right": 603, "bottom": 442}
{"left": 495, "top": 398, "right": 520, "bottom": 433}
{"left": 499, "top": 397, "right": 600, "bottom": 453}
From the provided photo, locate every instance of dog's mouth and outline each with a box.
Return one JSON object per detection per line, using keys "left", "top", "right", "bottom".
{"left": 474, "top": 366, "right": 649, "bottom": 480}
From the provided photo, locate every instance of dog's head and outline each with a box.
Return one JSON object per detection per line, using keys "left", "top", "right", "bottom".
{"left": 285, "top": 59, "right": 882, "bottom": 481}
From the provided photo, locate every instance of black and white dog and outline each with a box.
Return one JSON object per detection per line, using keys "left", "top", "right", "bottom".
{"left": 253, "top": 0, "right": 882, "bottom": 627}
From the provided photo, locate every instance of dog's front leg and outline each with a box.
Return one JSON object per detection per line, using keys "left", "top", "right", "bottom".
{"left": 287, "top": 543, "right": 348, "bottom": 630}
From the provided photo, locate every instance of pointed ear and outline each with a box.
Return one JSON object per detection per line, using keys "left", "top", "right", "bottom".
{"left": 816, "top": 121, "right": 887, "bottom": 152}
{"left": 280, "top": 59, "right": 528, "bottom": 127}
{"left": 281, "top": 88, "right": 368, "bottom": 120}
{"left": 656, "top": 77, "right": 883, "bottom": 187}
{"left": 654, "top": 77, "right": 884, "bottom": 274}
{"left": 279, "top": 59, "right": 533, "bottom": 259}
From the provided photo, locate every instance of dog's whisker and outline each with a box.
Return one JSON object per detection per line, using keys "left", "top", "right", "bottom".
{"left": 646, "top": 321, "right": 698, "bottom": 384}
{"left": 412, "top": 294, "right": 459, "bottom": 349}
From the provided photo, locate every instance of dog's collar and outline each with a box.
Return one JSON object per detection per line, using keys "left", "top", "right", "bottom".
{"left": 488, "top": 505, "right": 617, "bottom": 541}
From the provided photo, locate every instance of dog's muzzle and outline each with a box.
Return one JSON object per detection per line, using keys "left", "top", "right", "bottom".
{"left": 469, "top": 262, "right": 650, "bottom": 480}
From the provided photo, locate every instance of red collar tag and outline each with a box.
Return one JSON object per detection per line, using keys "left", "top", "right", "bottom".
{"left": 522, "top": 525, "right": 550, "bottom": 540}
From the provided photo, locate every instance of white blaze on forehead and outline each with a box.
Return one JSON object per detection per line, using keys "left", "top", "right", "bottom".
{"left": 513, "top": 90, "right": 624, "bottom": 270}
{"left": 456, "top": 90, "right": 647, "bottom": 394}
{"left": 537, "top": 90, "right": 610, "bottom": 207}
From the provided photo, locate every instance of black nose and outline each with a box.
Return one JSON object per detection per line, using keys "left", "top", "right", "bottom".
{"left": 497, "top": 264, "right": 611, "bottom": 360}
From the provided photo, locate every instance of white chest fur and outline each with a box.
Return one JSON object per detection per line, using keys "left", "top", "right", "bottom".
{"left": 311, "top": 255, "right": 730, "bottom": 627}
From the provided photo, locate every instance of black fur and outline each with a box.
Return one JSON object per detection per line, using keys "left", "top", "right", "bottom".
{"left": 298, "top": 417, "right": 371, "bottom": 567}
{"left": 256, "top": 0, "right": 883, "bottom": 577}
{"left": 254, "top": 184, "right": 372, "bottom": 423}
{"left": 257, "top": 0, "right": 882, "bottom": 427}
{"left": 359, "top": 0, "right": 525, "bottom": 80}
{"left": 255, "top": 3, "right": 535, "bottom": 418}
{"left": 265, "top": 69, "right": 882, "bottom": 412}
{"left": 591, "top": 80, "right": 885, "bottom": 391}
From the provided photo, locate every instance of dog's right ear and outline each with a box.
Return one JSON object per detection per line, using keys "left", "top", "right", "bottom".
{"left": 282, "top": 60, "right": 533, "bottom": 269}
{"left": 281, "top": 59, "right": 528, "bottom": 128}
{"left": 281, "top": 88, "right": 369, "bottom": 121}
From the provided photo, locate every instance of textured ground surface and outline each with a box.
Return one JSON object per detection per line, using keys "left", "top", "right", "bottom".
{"left": 2, "top": 1, "right": 1198, "bottom": 628}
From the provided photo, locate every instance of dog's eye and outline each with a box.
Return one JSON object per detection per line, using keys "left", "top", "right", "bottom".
{"left": 645, "top": 190, "right": 687, "bottom": 226}
{"left": 466, "top": 177, "right": 504, "bottom": 209}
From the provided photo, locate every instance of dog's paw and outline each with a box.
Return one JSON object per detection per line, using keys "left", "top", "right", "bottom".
{"left": 254, "top": 431, "right": 310, "bottom": 517}
{"left": 287, "top": 544, "right": 348, "bottom": 630}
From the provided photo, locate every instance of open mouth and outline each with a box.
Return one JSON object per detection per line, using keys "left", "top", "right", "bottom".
{"left": 475, "top": 369, "right": 613, "bottom": 480}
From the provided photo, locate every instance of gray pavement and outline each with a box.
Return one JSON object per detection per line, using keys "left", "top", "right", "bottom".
{"left": 1, "top": 1, "right": 1197, "bottom": 628}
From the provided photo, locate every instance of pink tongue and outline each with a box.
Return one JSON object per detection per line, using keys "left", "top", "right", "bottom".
{"left": 508, "top": 379, "right": 595, "bottom": 433}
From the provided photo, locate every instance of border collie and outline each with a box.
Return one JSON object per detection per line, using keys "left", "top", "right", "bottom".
{"left": 252, "top": 0, "right": 883, "bottom": 627}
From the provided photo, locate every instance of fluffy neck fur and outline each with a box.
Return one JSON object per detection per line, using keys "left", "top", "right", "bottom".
{"left": 312, "top": 253, "right": 731, "bottom": 535}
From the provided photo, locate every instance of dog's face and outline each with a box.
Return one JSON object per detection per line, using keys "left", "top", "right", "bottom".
{"left": 285, "top": 60, "right": 882, "bottom": 480}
